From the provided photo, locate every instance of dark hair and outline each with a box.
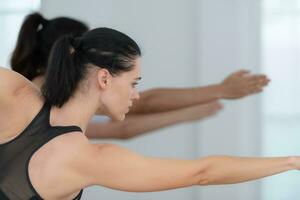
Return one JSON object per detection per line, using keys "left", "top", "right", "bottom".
{"left": 42, "top": 27, "right": 141, "bottom": 107}
{"left": 11, "top": 12, "right": 89, "bottom": 80}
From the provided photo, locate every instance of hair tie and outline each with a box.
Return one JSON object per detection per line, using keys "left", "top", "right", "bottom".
{"left": 37, "top": 18, "right": 49, "bottom": 32}
{"left": 70, "top": 37, "right": 83, "bottom": 54}
{"left": 74, "top": 37, "right": 82, "bottom": 49}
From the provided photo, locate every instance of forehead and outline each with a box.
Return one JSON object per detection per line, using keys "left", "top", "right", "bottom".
{"left": 121, "top": 57, "right": 141, "bottom": 77}
{"left": 112, "top": 57, "right": 141, "bottom": 82}
{"left": 132, "top": 57, "right": 141, "bottom": 75}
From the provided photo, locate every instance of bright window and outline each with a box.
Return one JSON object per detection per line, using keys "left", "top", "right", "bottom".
{"left": 0, "top": 0, "right": 40, "bottom": 68}
{"left": 262, "top": 0, "right": 300, "bottom": 199}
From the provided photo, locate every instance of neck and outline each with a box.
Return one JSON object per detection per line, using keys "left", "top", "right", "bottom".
{"left": 50, "top": 88, "right": 100, "bottom": 133}
{"left": 32, "top": 75, "right": 45, "bottom": 89}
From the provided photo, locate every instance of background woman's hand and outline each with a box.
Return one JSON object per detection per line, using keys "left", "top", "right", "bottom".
{"left": 220, "top": 69, "right": 270, "bottom": 99}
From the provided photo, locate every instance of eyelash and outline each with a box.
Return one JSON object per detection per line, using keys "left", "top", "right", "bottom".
{"left": 132, "top": 83, "right": 138, "bottom": 88}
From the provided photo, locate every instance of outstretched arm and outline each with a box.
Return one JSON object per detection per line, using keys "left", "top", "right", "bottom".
{"left": 128, "top": 70, "right": 270, "bottom": 114}
{"left": 73, "top": 143, "right": 299, "bottom": 192}
{"left": 0, "top": 67, "right": 41, "bottom": 108}
{"left": 86, "top": 101, "right": 222, "bottom": 139}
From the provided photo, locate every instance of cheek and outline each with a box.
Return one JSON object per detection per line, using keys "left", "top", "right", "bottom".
{"left": 119, "top": 87, "right": 131, "bottom": 106}
{"left": 112, "top": 84, "right": 130, "bottom": 107}
{"left": 117, "top": 82, "right": 131, "bottom": 98}
{"left": 109, "top": 79, "right": 132, "bottom": 107}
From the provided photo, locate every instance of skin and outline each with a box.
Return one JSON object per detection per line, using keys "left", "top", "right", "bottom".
{"left": 86, "top": 102, "right": 223, "bottom": 139}
{"left": 0, "top": 64, "right": 298, "bottom": 200}
{"left": 31, "top": 69, "right": 269, "bottom": 140}
{"left": 126, "top": 70, "right": 270, "bottom": 115}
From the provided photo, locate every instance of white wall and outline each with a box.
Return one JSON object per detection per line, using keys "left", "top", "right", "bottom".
{"left": 41, "top": 0, "right": 262, "bottom": 199}
{"left": 196, "top": 0, "right": 262, "bottom": 199}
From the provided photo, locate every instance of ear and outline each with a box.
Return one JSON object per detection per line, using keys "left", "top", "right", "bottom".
{"left": 97, "top": 68, "right": 111, "bottom": 89}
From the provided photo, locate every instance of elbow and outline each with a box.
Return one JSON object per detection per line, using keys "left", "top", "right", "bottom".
{"left": 192, "top": 157, "right": 216, "bottom": 186}
{"left": 193, "top": 170, "right": 211, "bottom": 186}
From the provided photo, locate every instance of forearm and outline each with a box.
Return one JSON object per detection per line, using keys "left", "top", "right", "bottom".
{"left": 129, "top": 70, "right": 270, "bottom": 115}
{"left": 98, "top": 155, "right": 297, "bottom": 191}
{"left": 144, "top": 156, "right": 297, "bottom": 189}
{"left": 87, "top": 102, "right": 221, "bottom": 139}
{"left": 117, "top": 112, "right": 191, "bottom": 139}
{"left": 85, "top": 113, "right": 185, "bottom": 139}
{"left": 129, "top": 85, "right": 223, "bottom": 114}
{"left": 197, "top": 155, "right": 297, "bottom": 185}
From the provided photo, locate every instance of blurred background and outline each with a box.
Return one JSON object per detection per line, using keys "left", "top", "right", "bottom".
{"left": 0, "top": 0, "right": 299, "bottom": 199}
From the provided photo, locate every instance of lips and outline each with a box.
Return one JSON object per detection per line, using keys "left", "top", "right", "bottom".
{"left": 125, "top": 103, "right": 132, "bottom": 113}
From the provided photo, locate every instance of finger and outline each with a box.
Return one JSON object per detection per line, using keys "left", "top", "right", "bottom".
{"left": 214, "top": 102, "right": 224, "bottom": 110}
{"left": 249, "top": 78, "right": 270, "bottom": 87}
{"left": 209, "top": 102, "right": 224, "bottom": 111}
{"left": 247, "top": 86, "right": 263, "bottom": 94}
{"left": 234, "top": 69, "right": 250, "bottom": 76}
{"left": 210, "top": 105, "right": 223, "bottom": 115}
{"left": 251, "top": 88, "right": 263, "bottom": 94}
{"left": 259, "top": 79, "right": 270, "bottom": 86}
{"left": 246, "top": 77, "right": 270, "bottom": 85}
{"left": 245, "top": 74, "right": 266, "bottom": 80}
{"left": 209, "top": 101, "right": 222, "bottom": 108}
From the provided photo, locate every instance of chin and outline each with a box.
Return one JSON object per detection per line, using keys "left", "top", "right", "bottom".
{"left": 110, "top": 113, "right": 125, "bottom": 121}
{"left": 119, "top": 115, "right": 126, "bottom": 121}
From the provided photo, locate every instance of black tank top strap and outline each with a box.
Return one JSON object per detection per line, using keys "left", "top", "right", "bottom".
{"left": 49, "top": 125, "right": 83, "bottom": 137}
{"left": 0, "top": 101, "right": 85, "bottom": 199}
{"left": 73, "top": 190, "right": 83, "bottom": 200}
{"left": 52, "top": 125, "right": 82, "bottom": 132}
{"left": 44, "top": 101, "right": 83, "bottom": 134}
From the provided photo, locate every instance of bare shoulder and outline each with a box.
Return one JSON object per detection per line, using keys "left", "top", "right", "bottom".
{"left": 46, "top": 132, "right": 92, "bottom": 162}
{"left": 28, "top": 132, "right": 91, "bottom": 198}
{"left": 0, "top": 67, "right": 44, "bottom": 137}
{"left": 68, "top": 139, "right": 144, "bottom": 178}
{"left": 0, "top": 66, "right": 31, "bottom": 87}
{"left": 0, "top": 67, "right": 41, "bottom": 105}
{"left": 33, "top": 133, "right": 144, "bottom": 197}
{"left": 52, "top": 131, "right": 90, "bottom": 149}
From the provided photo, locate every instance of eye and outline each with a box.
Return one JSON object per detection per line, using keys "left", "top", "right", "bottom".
{"left": 131, "top": 82, "right": 138, "bottom": 88}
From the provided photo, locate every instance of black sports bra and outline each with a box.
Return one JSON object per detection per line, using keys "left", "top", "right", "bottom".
{"left": 0, "top": 103, "right": 83, "bottom": 200}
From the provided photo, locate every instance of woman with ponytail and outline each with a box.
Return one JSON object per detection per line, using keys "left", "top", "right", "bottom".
{"left": 0, "top": 27, "right": 299, "bottom": 200}
{"left": 11, "top": 13, "right": 88, "bottom": 82}
{"left": 10, "top": 13, "right": 270, "bottom": 140}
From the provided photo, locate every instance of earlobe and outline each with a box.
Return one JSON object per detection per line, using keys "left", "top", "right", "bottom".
{"left": 97, "top": 69, "right": 110, "bottom": 89}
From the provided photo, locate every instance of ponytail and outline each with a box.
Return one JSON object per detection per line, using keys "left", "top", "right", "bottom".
{"left": 42, "top": 35, "right": 86, "bottom": 107}
{"left": 42, "top": 36, "right": 85, "bottom": 107}
{"left": 11, "top": 12, "right": 89, "bottom": 81}
{"left": 11, "top": 12, "right": 48, "bottom": 80}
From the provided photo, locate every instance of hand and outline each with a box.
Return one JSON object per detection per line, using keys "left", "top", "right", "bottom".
{"left": 289, "top": 156, "right": 300, "bottom": 170}
{"left": 220, "top": 70, "right": 270, "bottom": 99}
{"left": 184, "top": 101, "right": 223, "bottom": 122}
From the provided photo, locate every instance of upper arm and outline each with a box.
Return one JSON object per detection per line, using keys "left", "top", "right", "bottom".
{"left": 0, "top": 67, "right": 13, "bottom": 102}
{"left": 73, "top": 143, "right": 207, "bottom": 192}
{"left": 0, "top": 67, "right": 40, "bottom": 106}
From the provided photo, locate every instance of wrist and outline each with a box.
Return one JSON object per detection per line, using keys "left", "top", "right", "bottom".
{"left": 214, "top": 83, "right": 226, "bottom": 99}
{"left": 287, "top": 156, "right": 299, "bottom": 170}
